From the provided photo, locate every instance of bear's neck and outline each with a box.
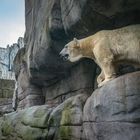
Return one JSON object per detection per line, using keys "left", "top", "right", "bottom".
{"left": 79, "top": 37, "right": 94, "bottom": 59}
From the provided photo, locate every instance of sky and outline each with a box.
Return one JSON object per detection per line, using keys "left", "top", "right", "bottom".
{"left": 0, "top": 0, "right": 25, "bottom": 47}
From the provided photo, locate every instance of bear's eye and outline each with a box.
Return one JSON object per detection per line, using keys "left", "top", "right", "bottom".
{"left": 65, "top": 45, "right": 68, "bottom": 48}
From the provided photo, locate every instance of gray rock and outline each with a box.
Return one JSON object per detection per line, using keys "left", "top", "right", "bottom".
{"left": 1, "top": 72, "right": 140, "bottom": 139}
{"left": 15, "top": 0, "right": 140, "bottom": 109}
{"left": 7, "top": 0, "right": 140, "bottom": 139}
{"left": 0, "top": 94, "right": 88, "bottom": 140}
{"left": 0, "top": 37, "right": 23, "bottom": 80}
{"left": 48, "top": 94, "right": 88, "bottom": 140}
{"left": 83, "top": 71, "right": 140, "bottom": 140}
{"left": 14, "top": 48, "right": 45, "bottom": 110}
{"left": 0, "top": 105, "right": 52, "bottom": 140}
{"left": 24, "top": 0, "right": 140, "bottom": 84}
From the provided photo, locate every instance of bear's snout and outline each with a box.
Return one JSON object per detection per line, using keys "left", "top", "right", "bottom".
{"left": 59, "top": 51, "right": 69, "bottom": 61}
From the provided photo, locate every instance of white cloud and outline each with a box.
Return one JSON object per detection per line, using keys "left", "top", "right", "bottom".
{"left": 0, "top": 20, "right": 25, "bottom": 47}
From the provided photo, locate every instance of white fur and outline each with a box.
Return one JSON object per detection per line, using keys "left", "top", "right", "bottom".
{"left": 68, "top": 54, "right": 83, "bottom": 62}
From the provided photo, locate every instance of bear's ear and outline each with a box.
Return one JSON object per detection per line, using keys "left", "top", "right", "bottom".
{"left": 73, "top": 38, "right": 80, "bottom": 47}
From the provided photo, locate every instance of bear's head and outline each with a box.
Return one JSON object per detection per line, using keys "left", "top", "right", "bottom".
{"left": 59, "top": 38, "right": 83, "bottom": 62}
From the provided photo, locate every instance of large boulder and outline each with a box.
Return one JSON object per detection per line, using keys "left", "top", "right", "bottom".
{"left": 83, "top": 71, "right": 140, "bottom": 140}
{"left": 0, "top": 94, "right": 88, "bottom": 140}
{"left": 0, "top": 105, "right": 52, "bottom": 140}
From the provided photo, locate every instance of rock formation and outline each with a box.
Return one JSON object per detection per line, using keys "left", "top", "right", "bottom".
{"left": 83, "top": 72, "right": 140, "bottom": 140}
{"left": 0, "top": 0, "right": 140, "bottom": 139}
{"left": 0, "top": 72, "right": 140, "bottom": 140}
{"left": 14, "top": 0, "right": 140, "bottom": 110}
{"left": 0, "top": 37, "right": 24, "bottom": 80}
{"left": 0, "top": 37, "right": 24, "bottom": 117}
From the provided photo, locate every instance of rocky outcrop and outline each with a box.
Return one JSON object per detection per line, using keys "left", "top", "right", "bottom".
{"left": 14, "top": 0, "right": 140, "bottom": 109}
{"left": 0, "top": 37, "right": 24, "bottom": 80}
{"left": 0, "top": 37, "right": 23, "bottom": 116}
{"left": 0, "top": 105, "right": 52, "bottom": 140}
{"left": 24, "top": 0, "right": 140, "bottom": 83}
{"left": 83, "top": 71, "right": 140, "bottom": 140}
{"left": 13, "top": 48, "right": 45, "bottom": 110}
{"left": 0, "top": 37, "right": 24, "bottom": 116}
{"left": 0, "top": 94, "right": 88, "bottom": 140}
{"left": 1, "top": 0, "right": 140, "bottom": 139}
{"left": 0, "top": 72, "right": 140, "bottom": 140}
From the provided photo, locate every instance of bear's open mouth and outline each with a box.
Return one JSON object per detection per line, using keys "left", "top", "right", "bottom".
{"left": 59, "top": 53, "right": 69, "bottom": 61}
{"left": 62, "top": 56, "right": 69, "bottom": 61}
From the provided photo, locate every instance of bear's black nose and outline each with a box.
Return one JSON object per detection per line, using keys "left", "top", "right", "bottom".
{"left": 59, "top": 52, "right": 64, "bottom": 57}
{"left": 59, "top": 52, "right": 62, "bottom": 57}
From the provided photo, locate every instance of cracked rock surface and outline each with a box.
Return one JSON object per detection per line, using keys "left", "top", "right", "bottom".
{"left": 0, "top": 94, "right": 88, "bottom": 140}
{"left": 83, "top": 72, "right": 140, "bottom": 140}
{"left": 14, "top": 0, "right": 140, "bottom": 109}
{"left": 1, "top": 0, "right": 140, "bottom": 139}
{"left": 1, "top": 72, "right": 140, "bottom": 140}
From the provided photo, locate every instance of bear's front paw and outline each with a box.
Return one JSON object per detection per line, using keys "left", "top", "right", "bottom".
{"left": 98, "top": 81, "right": 106, "bottom": 87}
{"left": 98, "top": 77, "right": 116, "bottom": 87}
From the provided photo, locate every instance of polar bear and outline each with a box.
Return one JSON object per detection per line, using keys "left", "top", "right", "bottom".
{"left": 59, "top": 24, "right": 140, "bottom": 87}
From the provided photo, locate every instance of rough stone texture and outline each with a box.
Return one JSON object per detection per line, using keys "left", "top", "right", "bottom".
{"left": 0, "top": 105, "right": 52, "bottom": 140}
{"left": 42, "top": 61, "right": 95, "bottom": 108}
{"left": 16, "top": 0, "right": 140, "bottom": 108}
{"left": 48, "top": 94, "right": 88, "bottom": 140}
{"left": 3, "top": 0, "right": 140, "bottom": 139}
{"left": 0, "top": 37, "right": 24, "bottom": 114}
{"left": 24, "top": 0, "right": 140, "bottom": 81}
{"left": 0, "top": 37, "right": 24, "bottom": 80}
{"left": 0, "top": 79, "right": 15, "bottom": 116}
{"left": 0, "top": 94, "right": 88, "bottom": 140}
{"left": 14, "top": 0, "right": 140, "bottom": 109}
{"left": 13, "top": 48, "right": 45, "bottom": 110}
{"left": 0, "top": 72, "right": 140, "bottom": 139}
{"left": 83, "top": 72, "right": 140, "bottom": 140}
